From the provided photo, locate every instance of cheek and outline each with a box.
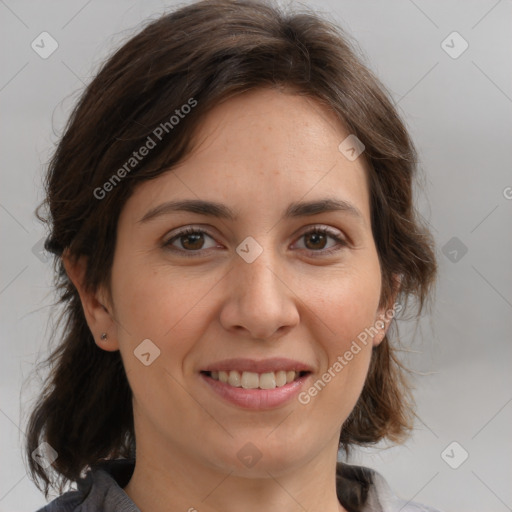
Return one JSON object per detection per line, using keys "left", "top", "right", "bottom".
{"left": 304, "top": 266, "right": 380, "bottom": 405}
{"left": 111, "top": 259, "right": 221, "bottom": 355}
{"left": 110, "top": 264, "right": 217, "bottom": 418}
{"left": 312, "top": 267, "right": 381, "bottom": 346}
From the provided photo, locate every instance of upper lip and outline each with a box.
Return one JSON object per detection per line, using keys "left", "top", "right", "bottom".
{"left": 201, "top": 358, "right": 314, "bottom": 374}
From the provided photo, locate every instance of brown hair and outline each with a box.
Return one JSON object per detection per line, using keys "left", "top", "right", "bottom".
{"left": 25, "top": 0, "right": 437, "bottom": 499}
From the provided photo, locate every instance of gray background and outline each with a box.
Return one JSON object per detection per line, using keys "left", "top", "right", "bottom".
{"left": 1, "top": 1, "right": 511, "bottom": 511}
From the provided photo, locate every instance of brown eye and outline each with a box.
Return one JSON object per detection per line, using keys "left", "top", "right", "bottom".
{"left": 180, "top": 232, "right": 205, "bottom": 250}
{"left": 164, "top": 228, "right": 217, "bottom": 255}
{"left": 304, "top": 231, "right": 328, "bottom": 250}
{"left": 295, "top": 227, "right": 347, "bottom": 255}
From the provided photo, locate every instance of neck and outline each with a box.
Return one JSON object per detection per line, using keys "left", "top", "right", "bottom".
{"left": 123, "top": 435, "right": 346, "bottom": 512}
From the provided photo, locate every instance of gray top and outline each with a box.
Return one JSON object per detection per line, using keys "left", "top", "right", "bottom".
{"left": 35, "top": 458, "right": 442, "bottom": 512}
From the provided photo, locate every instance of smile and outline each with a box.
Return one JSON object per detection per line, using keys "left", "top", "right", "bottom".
{"left": 200, "top": 370, "right": 312, "bottom": 410}
{"left": 201, "top": 370, "right": 309, "bottom": 389}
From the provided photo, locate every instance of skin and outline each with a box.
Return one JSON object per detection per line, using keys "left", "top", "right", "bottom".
{"left": 64, "top": 87, "right": 397, "bottom": 512}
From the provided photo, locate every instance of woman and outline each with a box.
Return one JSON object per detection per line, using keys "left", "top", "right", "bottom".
{"left": 26, "top": 1, "right": 439, "bottom": 511}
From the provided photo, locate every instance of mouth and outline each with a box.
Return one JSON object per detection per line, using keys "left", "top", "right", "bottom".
{"left": 198, "top": 357, "right": 314, "bottom": 409}
{"left": 199, "top": 369, "right": 312, "bottom": 410}
{"left": 200, "top": 369, "right": 311, "bottom": 390}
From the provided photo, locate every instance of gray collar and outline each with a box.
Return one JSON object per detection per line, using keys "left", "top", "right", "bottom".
{"left": 48, "top": 458, "right": 441, "bottom": 512}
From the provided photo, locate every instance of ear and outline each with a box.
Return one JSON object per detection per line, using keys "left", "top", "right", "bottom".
{"left": 373, "top": 273, "right": 402, "bottom": 347}
{"left": 62, "top": 250, "right": 120, "bottom": 351}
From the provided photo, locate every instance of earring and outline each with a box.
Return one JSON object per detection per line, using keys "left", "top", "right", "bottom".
{"left": 100, "top": 332, "right": 108, "bottom": 341}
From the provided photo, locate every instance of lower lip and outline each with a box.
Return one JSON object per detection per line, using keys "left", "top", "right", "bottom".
{"left": 200, "top": 372, "right": 311, "bottom": 410}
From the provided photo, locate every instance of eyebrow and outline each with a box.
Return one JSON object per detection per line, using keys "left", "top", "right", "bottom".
{"left": 138, "top": 197, "right": 364, "bottom": 224}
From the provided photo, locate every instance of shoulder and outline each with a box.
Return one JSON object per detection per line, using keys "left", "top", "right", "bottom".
{"left": 336, "top": 462, "right": 444, "bottom": 512}
{"left": 33, "top": 458, "right": 138, "bottom": 512}
{"left": 34, "top": 491, "right": 84, "bottom": 512}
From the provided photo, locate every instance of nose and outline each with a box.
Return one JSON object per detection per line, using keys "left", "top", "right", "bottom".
{"left": 219, "top": 246, "right": 300, "bottom": 340}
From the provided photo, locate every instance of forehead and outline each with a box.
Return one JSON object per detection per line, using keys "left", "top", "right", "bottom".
{"left": 122, "top": 88, "right": 372, "bottom": 227}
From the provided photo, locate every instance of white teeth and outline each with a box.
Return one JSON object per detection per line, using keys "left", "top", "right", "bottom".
{"left": 208, "top": 370, "right": 304, "bottom": 388}
{"left": 259, "top": 372, "right": 276, "bottom": 389}
{"left": 228, "top": 370, "right": 241, "bottom": 387}
{"left": 275, "top": 370, "right": 287, "bottom": 387}
{"left": 241, "top": 371, "right": 259, "bottom": 389}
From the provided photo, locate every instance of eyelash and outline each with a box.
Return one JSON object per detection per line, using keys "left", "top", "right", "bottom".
{"left": 162, "top": 225, "right": 348, "bottom": 258}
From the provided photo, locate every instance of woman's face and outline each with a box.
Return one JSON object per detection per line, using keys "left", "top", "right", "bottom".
{"left": 102, "top": 88, "right": 393, "bottom": 476}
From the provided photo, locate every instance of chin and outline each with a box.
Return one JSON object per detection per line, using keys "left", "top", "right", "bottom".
{"left": 205, "top": 437, "right": 315, "bottom": 478}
